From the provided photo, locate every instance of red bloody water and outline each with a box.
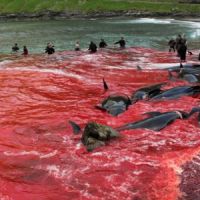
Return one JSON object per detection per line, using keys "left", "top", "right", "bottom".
{"left": 0, "top": 47, "right": 200, "bottom": 200}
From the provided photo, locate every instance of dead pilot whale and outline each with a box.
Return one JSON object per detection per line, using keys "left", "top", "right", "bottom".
{"left": 95, "top": 94, "right": 132, "bottom": 116}
{"left": 116, "top": 107, "right": 200, "bottom": 132}
{"left": 131, "top": 83, "right": 166, "bottom": 103}
{"left": 96, "top": 79, "right": 132, "bottom": 116}
{"left": 150, "top": 85, "right": 200, "bottom": 100}
{"left": 69, "top": 107, "right": 200, "bottom": 151}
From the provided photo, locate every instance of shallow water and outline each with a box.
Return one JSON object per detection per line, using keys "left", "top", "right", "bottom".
{"left": 0, "top": 47, "right": 200, "bottom": 199}
{"left": 1, "top": 18, "right": 200, "bottom": 53}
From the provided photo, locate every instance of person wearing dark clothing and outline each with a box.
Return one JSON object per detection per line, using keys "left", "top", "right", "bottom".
{"left": 179, "top": 42, "right": 187, "bottom": 62}
{"left": 168, "top": 38, "right": 176, "bottom": 52}
{"left": 45, "top": 43, "right": 55, "bottom": 55}
{"left": 12, "top": 43, "right": 19, "bottom": 52}
{"left": 88, "top": 41, "right": 97, "bottom": 53}
{"left": 114, "top": 37, "right": 126, "bottom": 48}
{"left": 175, "top": 34, "right": 182, "bottom": 56}
{"left": 22, "top": 46, "right": 28, "bottom": 56}
{"left": 99, "top": 39, "right": 107, "bottom": 48}
{"left": 75, "top": 41, "right": 80, "bottom": 51}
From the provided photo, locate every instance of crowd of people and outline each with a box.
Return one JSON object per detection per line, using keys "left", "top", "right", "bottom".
{"left": 168, "top": 34, "right": 193, "bottom": 62}
{"left": 10, "top": 37, "right": 126, "bottom": 56}
{"left": 12, "top": 43, "right": 28, "bottom": 56}
{"left": 10, "top": 34, "right": 199, "bottom": 62}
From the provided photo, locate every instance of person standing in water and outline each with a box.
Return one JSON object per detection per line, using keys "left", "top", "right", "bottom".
{"left": 45, "top": 43, "right": 55, "bottom": 55}
{"left": 114, "top": 37, "right": 126, "bottom": 48}
{"left": 99, "top": 39, "right": 107, "bottom": 48}
{"left": 88, "top": 41, "right": 97, "bottom": 53}
{"left": 22, "top": 46, "right": 28, "bottom": 56}
{"left": 176, "top": 34, "right": 182, "bottom": 56}
{"left": 179, "top": 38, "right": 187, "bottom": 62}
{"left": 12, "top": 43, "right": 19, "bottom": 53}
{"left": 75, "top": 41, "right": 80, "bottom": 51}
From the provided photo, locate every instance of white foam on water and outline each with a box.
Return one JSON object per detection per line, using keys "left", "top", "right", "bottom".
{"left": 130, "top": 18, "right": 173, "bottom": 24}
{"left": 135, "top": 161, "right": 160, "bottom": 167}
{"left": 167, "top": 160, "right": 183, "bottom": 175}
{"left": 45, "top": 165, "right": 70, "bottom": 179}
{"left": 92, "top": 152, "right": 104, "bottom": 156}
{"left": 104, "top": 65, "right": 134, "bottom": 70}
{"left": 176, "top": 20, "right": 200, "bottom": 28}
{"left": 75, "top": 142, "right": 82, "bottom": 150}
{"left": 132, "top": 170, "right": 143, "bottom": 175}
{"left": 3, "top": 150, "right": 57, "bottom": 159}
{"left": 0, "top": 194, "right": 13, "bottom": 200}
{"left": 108, "top": 18, "right": 174, "bottom": 24}
{"left": 0, "top": 60, "right": 13, "bottom": 68}
{"left": 0, "top": 66, "right": 84, "bottom": 80}
{"left": 173, "top": 20, "right": 200, "bottom": 38}
{"left": 144, "top": 63, "right": 180, "bottom": 69}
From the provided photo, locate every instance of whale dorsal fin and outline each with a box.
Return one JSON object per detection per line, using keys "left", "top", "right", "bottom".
{"left": 137, "top": 65, "right": 142, "bottom": 71}
{"left": 68, "top": 121, "right": 81, "bottom": 134}
{"left": 103, "top": 78, "right": 109, "bottom": 91}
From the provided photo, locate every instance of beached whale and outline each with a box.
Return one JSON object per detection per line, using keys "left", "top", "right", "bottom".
{"left": 131, "top": 83, "right": 166, "bottom": 102}
{"left": 116, "top": 107, "right": 200, "bottom": 131}
{"left": 69, "top": 107, "right": 200, "bottom": 151}
{"left": 96, "top": 94, "right": 132, "bottom": 116}
{"left": 150, "top": 85, "right": 200, "bottom": 100}
{"left": 168, "top": 70, "right": 200, "bottom": 83}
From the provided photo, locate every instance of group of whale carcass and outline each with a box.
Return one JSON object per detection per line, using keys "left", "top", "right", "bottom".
{"left": 69, "top": 63, "right": 200, "bottom": 151}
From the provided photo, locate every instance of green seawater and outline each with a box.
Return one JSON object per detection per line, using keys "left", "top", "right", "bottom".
{"left": 0, "top": 17, "right": 200, "bottom": 54}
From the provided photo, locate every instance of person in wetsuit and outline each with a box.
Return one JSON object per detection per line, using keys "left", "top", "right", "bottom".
{"left": 88, "top": 41, "right": 97, "bottom": 53}
{"left": 12, "top": 43, "right": 19, "bottom": 52}
{"left": 114, "top": 37, "right": 126, "bottom": 48}
{"left": 45, "top": 43, "right": 55, "bottom": 55}
{"left": 99, "top": 39, "right": 107, "bottom": 48}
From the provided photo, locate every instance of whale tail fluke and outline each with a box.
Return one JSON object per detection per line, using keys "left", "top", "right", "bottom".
{"left": 68, "top": 120, "right": 81, "bottom": 134}
{"left": 103, "top": 78, "right": 109, "bottom": 91}
{"left": 188, "top": 107, "right": 200, "bottom": 118}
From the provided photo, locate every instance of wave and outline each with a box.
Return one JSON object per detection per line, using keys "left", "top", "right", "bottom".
{"left": 3, "top": 150, "right": 58, "bottom": 159}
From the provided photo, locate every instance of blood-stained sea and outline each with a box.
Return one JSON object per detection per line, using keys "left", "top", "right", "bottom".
{"left": 0, "top": 47, "right": 200, "bottom": 200}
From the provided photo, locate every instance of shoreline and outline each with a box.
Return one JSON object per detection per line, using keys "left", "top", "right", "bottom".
{"left": 1, "top": 10, "right": 200, "bottom": 21}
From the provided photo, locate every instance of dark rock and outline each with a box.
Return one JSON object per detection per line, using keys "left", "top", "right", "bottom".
{"left": 81, "top": 122, "right": 120, "bottom": 151}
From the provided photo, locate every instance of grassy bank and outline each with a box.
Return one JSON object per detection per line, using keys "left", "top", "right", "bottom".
{"left": 0, "top": 0, "right": 200, "bottom": 15}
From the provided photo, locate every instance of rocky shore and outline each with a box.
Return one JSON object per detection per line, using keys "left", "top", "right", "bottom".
{"left": 1, "top": 10, "right": 200, "bottom": 21}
